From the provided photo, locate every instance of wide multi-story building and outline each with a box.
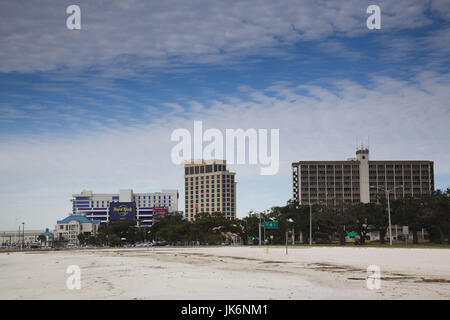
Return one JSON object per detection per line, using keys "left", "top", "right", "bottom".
{"left": 184, "top": 159, "right": 236, "bottom": 221}
{"left": 71, "top": 189, "right": 178, "bottom": 227}
{"left": 292, "top": 148, "right": 434, "bottom": 206}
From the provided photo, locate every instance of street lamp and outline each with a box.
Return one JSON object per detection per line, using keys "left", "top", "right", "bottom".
{"left": 370, "top": 185, "right": 403, "bottom": 246}
{"left": 286, "top": 218, "right": 293, "bottom": 254}
{"left": 309, "top": 200, "right": 323, "bottom": 246}
{"left": 309, "top": 203, "right": 312, "bottom": 246}
{"left": 259, "top": 211, "right": 262, "bottom": 246}
{"left": 263, "top": 216, "right": 276, "bottom": 245}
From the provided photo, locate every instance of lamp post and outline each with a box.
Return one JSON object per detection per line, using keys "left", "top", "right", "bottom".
{"left": 286, "top": 218, "right": 293, "bottom": 254}
{"left": 22, "top": 222, "right": 25, "bottom": 248}
{"left": 263, "top": 221, "right": 266, "bottom": 245}
{"left": 371, "top": 186, "right": 403, "bottom": 246}
{"left": 309, "top": 201, "right": 323, "bottom": 246}
{"left": 18, "top": 224, "right": 21, "bottom": 249}
{"left": 309, "top": 203, "right": 312, "bottom": 246}
{"left": 259, "top": 212, "right": 261, "bottom": 246}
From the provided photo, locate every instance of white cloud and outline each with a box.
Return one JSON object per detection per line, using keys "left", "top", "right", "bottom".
{"left": 1, "top": 72, "right": 449, "bottom": 229}
{"left": 0, "top": 0, "right": 446, "bottom": 73}
{"left": 430, "top": 0, "right": 450, "bottom": 20}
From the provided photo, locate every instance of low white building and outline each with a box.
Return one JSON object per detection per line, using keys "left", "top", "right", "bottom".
{"left": 40, "top": 228, "right": 54, "bottom": 246}
{"left": 0, "top": 229, "right": 45, "bottom": 247}
{"left": 55, "top": 215, "right": 100, "bottom": 245}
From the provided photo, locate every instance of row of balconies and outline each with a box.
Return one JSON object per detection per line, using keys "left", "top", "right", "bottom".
{"left": 369, "top": 176, "right": 430, "bottom": 180}
{"left": 299, "top": 164, "right": 359, "bottom": 169}
{"left": 301, "top": 182, "right": 360, "bottom": 186}
{"left": 301, "top": 171, "right": 358, "bottom": 175}
{"left": 369, "top": 164, "right": 430, "bottom": 169}
{"left": 301, "top": 194, "right": 360, "bottom": 198}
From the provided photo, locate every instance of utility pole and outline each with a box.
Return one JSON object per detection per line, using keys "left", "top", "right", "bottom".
{"left": 285, "top": 231, "right": 288, "bottom": 255}
{"left": 387, "top": 194, "right": 392, "bottom": 246}
{"left": 286, "top": 218, "right": 293, "bottom": 254}
{"left": 22, "top": 222, "right": 25, "bottom": 248}
{"left": 259, "top": 212, "right": 261, "bottom": 246}
{"left": 309, "top": 203, "right": 312, "bottom": 246}
{"left": 263, "top": 224, "right": 266, "bottom": 245}
{"left": 371, "top": 186, "right": 402, "bottom": 246}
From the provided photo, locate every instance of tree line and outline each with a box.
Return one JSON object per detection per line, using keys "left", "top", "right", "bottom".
{"left": 77, "top": 212, "right": 244, "bottom": 246}
{"left": 243, "top": 189, "right": 449, "bottom": 245}
{"left": 78, "top": 189, "right": 449, "bottom": 246}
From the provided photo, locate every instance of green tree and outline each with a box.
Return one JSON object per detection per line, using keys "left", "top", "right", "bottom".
{"left": 366, "top": 201, "right": 389, "bottom": 244}
{"left": 151, "top": 212, "right": 190, "bottom": 244}
{"left": 345, "top": 203, "right": 371, "bottom": 244}
{"left": 37, "top": 234, "right": 46, "bottom": 247}
{"left": 426, "top": 189, "right": 450, "bottom": 244}
{"left": 77, "top": 233, "right": 87, "bottom": 245}
{"left": 393, "top": 195, "right": 428, "bottom": 244}
{"left": 191, "top": 212, "right": 233, "bottom": 244}
{"left": 333, "top": 203, "right": 352, "bottom": 245}
{"left": 241, "top": 211, "right": 262, "bottom": 244}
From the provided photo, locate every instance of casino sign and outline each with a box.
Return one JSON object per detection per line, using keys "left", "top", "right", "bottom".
{"left": 109, "top": 202, "right": 136, "bottom": 221}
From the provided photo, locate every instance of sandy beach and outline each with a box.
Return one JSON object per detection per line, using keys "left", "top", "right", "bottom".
{"left": 0, "top": 246, "right": 449, "bottom": 300}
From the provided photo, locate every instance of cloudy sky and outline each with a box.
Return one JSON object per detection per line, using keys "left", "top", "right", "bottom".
{"left": 1, "top": 0, "right": 449, "bottom": 230}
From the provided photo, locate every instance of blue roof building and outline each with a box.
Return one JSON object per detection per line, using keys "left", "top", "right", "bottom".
{"left": 57, "top": 215, "right": 100, "bottom": 225}
{"left": 41, "top": 228, "right": 54, "bottom": 239}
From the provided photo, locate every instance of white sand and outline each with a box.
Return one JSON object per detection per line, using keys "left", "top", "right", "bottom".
{"left": 0, "top": 246, "right": 449, "bottom": 299}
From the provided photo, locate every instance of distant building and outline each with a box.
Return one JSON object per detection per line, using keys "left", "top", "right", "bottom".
{"left": 292, "top": 148, "right": 434, "bottom": 205}
{"left": 184, "top": 159, "right": 236, "bottom": 221}
{"left": 55, "top": 215, "right": 100, "bottom": 245}
{"left": 71, "top": 189, "right": 178, "bottom": 227}
{"left": 0, "top": 229, "right": 45, "bottom": 247}
{"left": 39, "top": 228, "right": 54, "bottom": 246}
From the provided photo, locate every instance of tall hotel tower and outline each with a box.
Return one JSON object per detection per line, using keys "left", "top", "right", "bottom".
{"left": 184, "top": 159, "right": 236, "bottom": 221}
{"left": 292, "top": 148, "right": 434, "bottom": 206}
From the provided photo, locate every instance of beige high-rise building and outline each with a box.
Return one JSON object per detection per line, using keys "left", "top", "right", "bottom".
{"left": 292, "top": 148, "right": 434, "bottom": 206}
{"left": 184, "top": 159, "right": 236, "bottom": 221}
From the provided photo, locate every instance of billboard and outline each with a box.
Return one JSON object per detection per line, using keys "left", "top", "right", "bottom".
{"left": 153, "top": 208, "right": 168, "bottom": 214}
{"left": 109, "top": 202, "right": 136, "bottom": 221}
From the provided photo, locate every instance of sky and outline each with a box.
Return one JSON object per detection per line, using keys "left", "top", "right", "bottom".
{"left": 0, "top": 0, "right": 449, "bottom": 230}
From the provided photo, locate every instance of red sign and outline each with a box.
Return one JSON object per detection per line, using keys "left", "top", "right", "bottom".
{"left": 154, "top": 208, "right": 168, "bottom": 214}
